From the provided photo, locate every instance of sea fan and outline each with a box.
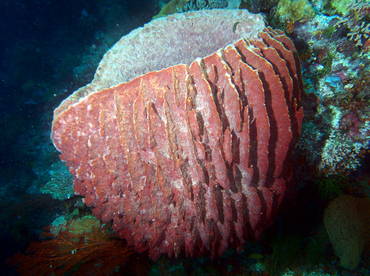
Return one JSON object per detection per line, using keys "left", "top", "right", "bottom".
{"left": 7, "top": 223, "right": 134, "bottom": 275}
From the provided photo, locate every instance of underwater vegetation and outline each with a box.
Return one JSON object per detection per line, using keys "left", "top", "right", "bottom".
{"left": 7, "top": 216, "right": 135, "bottom": 275}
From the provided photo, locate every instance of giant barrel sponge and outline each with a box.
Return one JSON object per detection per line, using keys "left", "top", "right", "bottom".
{"left": 51, "top": 9, "right": 303, "bottom": 260}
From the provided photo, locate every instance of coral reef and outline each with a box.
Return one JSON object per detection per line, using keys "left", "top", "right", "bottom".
{"left": 40, "top": 161, "right": 74, "bottom": 200}
{"left": 2, "top": 0, "right": 370, "bottom": 275}
{"left": 334, "top": 1, "right": 370, "bottom": 47}
{"left": 328, "top": 0, "right": 362, "bottom": 16}
{"left": 50, "top": 216, "right": 68, "bottom": 235}
{"left": 318, "top": 129, "right": 364, "bottom": 173}
{"left": 50, "top": 215, "right": 102, "bottom": 237}
{"left": 291, "top": 3, "right": 370, "bottom": 175}
{"left": 276, "top": 0, "right": 315, "bottom": 22}
{"left": 67, "top": 215, "right": 102, "bottom": 235}
{"left": 324, "top": 195, "right": 370, "bottom": 270}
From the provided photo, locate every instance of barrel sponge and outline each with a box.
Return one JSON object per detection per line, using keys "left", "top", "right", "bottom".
{"left": 51, "top": 10, "right": 304, "bottom": 260}
{"left": 53, "top": 9, "right": 265, "bottom": 119}
{"left": 324, "top": 195, "right": 370, "bottom": 270}
{"left": 51, "top": 26, "right": 304, "bottom": 260}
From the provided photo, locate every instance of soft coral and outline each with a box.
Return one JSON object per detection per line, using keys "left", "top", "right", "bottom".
{"left": 7, "top": 223, "right": 134, "bottom": 275}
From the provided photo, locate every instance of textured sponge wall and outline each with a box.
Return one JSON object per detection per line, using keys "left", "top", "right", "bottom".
{"left": 51, "top": 23, "right": 304, "bottom": 260}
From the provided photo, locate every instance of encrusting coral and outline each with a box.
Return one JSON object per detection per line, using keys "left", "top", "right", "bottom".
{"left": 324, "top": 195, "right": 370, "bottom": 270}
{"left": 40, "top": 162, "right": 74, "bottom": 200}
{"left": 334, "top": 1, "right": 370, "bottom": 47}
{"left": 276, "top": 0, "right": 314, "bottom": 22}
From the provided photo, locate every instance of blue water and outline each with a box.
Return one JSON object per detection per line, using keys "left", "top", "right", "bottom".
{"left": 0, "top": 1, "right": 159, "bottom": 275}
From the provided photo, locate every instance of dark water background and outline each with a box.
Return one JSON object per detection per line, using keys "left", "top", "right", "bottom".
{"left": 0, "top": 1, "right": 161, "bottom": 274}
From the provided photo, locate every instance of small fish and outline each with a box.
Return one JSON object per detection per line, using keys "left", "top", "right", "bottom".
{"left": 233, "top": 21, "right": 240, "bottom": 33}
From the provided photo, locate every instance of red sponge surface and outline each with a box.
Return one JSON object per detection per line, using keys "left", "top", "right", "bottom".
{"left": 52, "top": 27, "right": 303, "bottom": 260}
